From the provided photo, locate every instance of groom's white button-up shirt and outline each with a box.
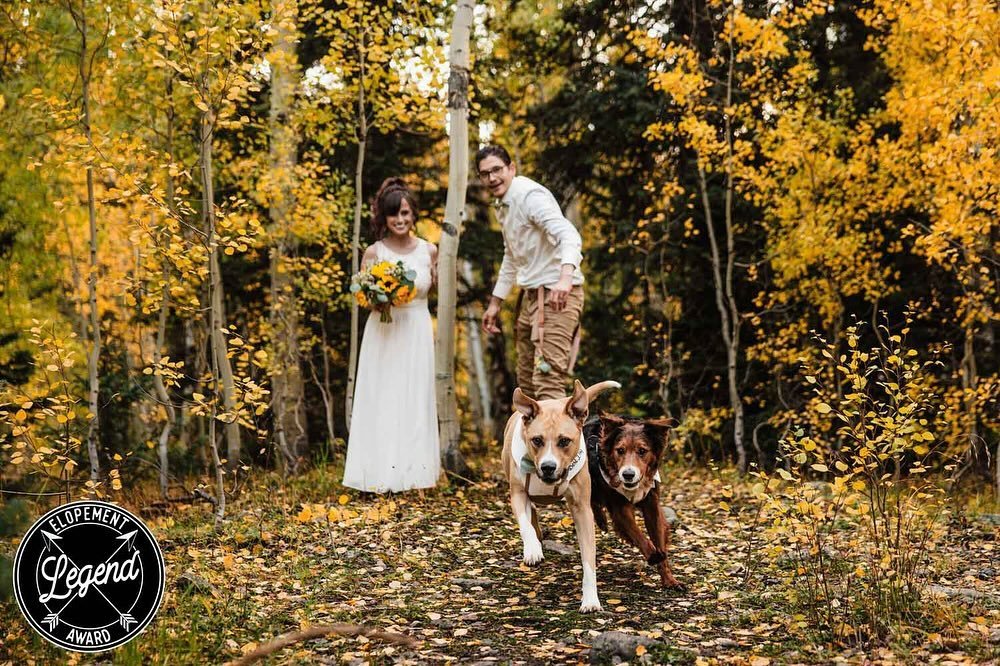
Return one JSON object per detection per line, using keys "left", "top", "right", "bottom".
{"left": 491, "top": 175, "right": 585, "bottom": 301}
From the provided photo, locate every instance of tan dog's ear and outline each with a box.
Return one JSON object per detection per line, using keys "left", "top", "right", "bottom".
{"left": 566, "top": 380, "right": 589, "bottom": 424}
{"left": 513, "top": 388, "right": 540, "bottom": 421}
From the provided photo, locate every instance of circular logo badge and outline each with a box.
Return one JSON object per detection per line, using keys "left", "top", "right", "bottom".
{"left": 13, "top": 500, "right": 165, "bottom": 653}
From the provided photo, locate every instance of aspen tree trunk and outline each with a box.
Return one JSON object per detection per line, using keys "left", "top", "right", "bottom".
{"left": 202, "top": 107, "right": 227, "bottom": 520}
{"left": 462, "top": 259, "right": 492, "bottom": 440}
{"left": 436, "top": 0, "right": 475, "bottom": 476}
{"left": 304, "top": 304, "right": 336, "bottom": 450}
{"left": 269, "top": 0, "right": 306, "bottom": 473}
{"left": 692, "top": 13, "right": 747, "bottom": 473}
{"left": 154, "top": 75, "right": 179, "bottom": 499}
{"left": 198, "top": 35, "right": 240, "bottom": 485}
{"left": 153, "top": 274, "right": 175, "bottom": 499}
{"left": 345, "top": 28, "right": 367, "bottom": 433}
{"left": 75, "top": 0, "right": 101, "bottom": 489}
{"left": 204, "top": 136, "right": 241, "bottom": 472}
{"left": 721, "top": 23, "right": 746, "bottom": 473}
{"left": 697, "top": 160, "right": 745, "bottom": 473}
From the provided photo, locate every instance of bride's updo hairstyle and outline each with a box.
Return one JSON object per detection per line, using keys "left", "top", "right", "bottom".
{"left": 371, "top": 177, "right": 418, "bottom": 240}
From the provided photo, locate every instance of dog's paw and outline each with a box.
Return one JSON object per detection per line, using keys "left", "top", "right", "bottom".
{"left": 664, "top": 578, "right": 688, "bottom": 592}
{"left": 522, "top": 539, "right": 544, "bottom": 566}
{"left": 579, "top": 597, "right": 603, "bottom": 613}
{"left": 647, "top": 549, "right": 666, "bottom": 565}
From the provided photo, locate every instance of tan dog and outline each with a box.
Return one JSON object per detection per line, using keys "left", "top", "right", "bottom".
{"left": 501, "top": 379, "right": 621, "bottom": 613}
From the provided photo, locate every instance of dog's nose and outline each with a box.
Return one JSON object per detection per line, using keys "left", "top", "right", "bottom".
{"left": 621, "top": 469, "right": 636, "bottom": 482}
{"left": 539, "top": 461, "right": 557, "bottom": 477}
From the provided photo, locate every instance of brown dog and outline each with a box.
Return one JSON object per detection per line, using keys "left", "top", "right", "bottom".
{"left": 584, "top": 414, "right": 685, "bottom": 589}
{"left": 502, "top": 379, "right": 621, "bottom": 613}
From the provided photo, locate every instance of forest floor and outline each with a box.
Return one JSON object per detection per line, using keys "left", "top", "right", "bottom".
{"left": 2, "top": 462, "right": 1000, "bottom": 665}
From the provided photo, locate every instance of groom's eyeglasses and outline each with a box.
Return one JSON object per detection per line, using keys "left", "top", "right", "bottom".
{"left": 478, "top": 165, "right": 507, "bottom": 180}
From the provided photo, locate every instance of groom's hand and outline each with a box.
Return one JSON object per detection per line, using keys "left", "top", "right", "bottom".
{"left": 482, "top": 297, "right": 502, "bottom": 334}
{"left": 547, "top": 273, "right": 574, "bottom": 312}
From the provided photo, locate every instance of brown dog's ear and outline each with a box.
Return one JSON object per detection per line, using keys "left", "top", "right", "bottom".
{"left": 513, "top": 388, "right": 540, "bottom": 421}
{"left": 566, "top": 379, "right": 589, "bottom": 423}
{"left": 598, "top": 412, "right": 625, "bottom": 444}
{"left": 643, "top": 417, "right": 678, "bottom": 453}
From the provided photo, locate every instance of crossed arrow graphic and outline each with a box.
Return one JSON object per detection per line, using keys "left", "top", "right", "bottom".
{"left": 38, "top": 529, "right": 140, "bottom": 632}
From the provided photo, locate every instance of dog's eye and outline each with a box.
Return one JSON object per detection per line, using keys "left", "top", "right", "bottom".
{"left": 531, "top": 436, "right": 544, "bottom": 448}
{"left": 557, "top": 437, "right": 571, "bottom": 449}
{"left": 638, "top": 448, "right": 648, "bottom": 457}
{"left": 616, "top": 447, "right": 625, "bottom": 456}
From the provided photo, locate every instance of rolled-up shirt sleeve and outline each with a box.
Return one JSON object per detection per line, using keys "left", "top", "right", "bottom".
{"left": 491, "top": 234, "right": 517, "bottom": 300}
{"left": 525, "top": 189, "right": 583, "bottom": 269}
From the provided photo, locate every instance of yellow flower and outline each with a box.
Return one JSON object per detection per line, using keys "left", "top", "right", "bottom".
{"left": 394, "top": 286, "right": 414, "bottom": 305}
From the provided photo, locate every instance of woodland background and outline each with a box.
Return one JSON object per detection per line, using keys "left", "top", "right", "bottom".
{"left": 0, "top": 0, "right": 998, "bottom": 663}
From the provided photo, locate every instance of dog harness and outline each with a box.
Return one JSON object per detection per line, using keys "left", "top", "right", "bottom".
{"left": 511, "top": 416, "right": 587, "bottom": 504}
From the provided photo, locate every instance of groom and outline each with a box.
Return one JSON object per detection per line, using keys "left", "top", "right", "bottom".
{"left": 478, "top": 145, "right": 585, "bottom": 401}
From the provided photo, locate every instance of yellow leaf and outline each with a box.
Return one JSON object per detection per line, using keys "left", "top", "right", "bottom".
{"left": 223, "top": 554, "right": 234, "bottom": 570}
{"left": 815, "top": 403, "right": 832, "bottom": 414}
{"left": 635, "top": 645, "right": 647, "bottom": 656}
{"left": 834, "top": 622, "right": 854, "bottom": 637}
{"left": 295, "top": 506, "right": 313, "bottom": 523}
{"left": 338, "top": 494, "right": 349, "bottom": 505}
{"left": 559, "top": 516, "right": 573, "bottom": 528}
{"left": 811, "top": 464, "right": 829, "bottom": 473}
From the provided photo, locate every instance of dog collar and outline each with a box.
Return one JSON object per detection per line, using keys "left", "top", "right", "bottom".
{"left": 511, "top": 417, "right": 587, "bottom": 500}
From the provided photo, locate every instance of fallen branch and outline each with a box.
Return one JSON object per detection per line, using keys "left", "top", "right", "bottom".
{"left": 444, "top": 468, "right": 484, "bottom": 487}
{"left": 225, "top": 624, "right": 418, "bottom": 666}
{"left": 140, "top": 489, "right": 218, "bottom": 515}
{"left": 193, "top": 487, "right": 219, "bottom": 506}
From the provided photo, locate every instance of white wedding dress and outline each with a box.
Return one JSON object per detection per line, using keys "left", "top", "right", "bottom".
{"left": 343, "top": 239, "right": 441, "bottom": 493}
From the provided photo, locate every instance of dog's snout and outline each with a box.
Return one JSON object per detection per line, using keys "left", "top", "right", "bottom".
{"left": 539, "top": 460, "right": 558, "bottom": 476}
{"left": 621, "top": 468, "right": 636, "bottom": 482}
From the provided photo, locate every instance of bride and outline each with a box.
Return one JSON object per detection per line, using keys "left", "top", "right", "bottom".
{"left": 342, "top": 177, "right": 441, "bottom": 493}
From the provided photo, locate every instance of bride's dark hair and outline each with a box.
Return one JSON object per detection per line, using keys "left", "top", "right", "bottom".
{"left": 370, "top": 177, "right": 418, "bottom": 240}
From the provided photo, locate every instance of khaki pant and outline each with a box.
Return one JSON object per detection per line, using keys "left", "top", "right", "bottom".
{"left": 515, "top": 285, "right": 584, "bottom": 400}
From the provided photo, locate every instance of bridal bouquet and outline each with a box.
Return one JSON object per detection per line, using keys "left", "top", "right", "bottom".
{"left": 350, "top": 260, "right": 417, "bottom": 323}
